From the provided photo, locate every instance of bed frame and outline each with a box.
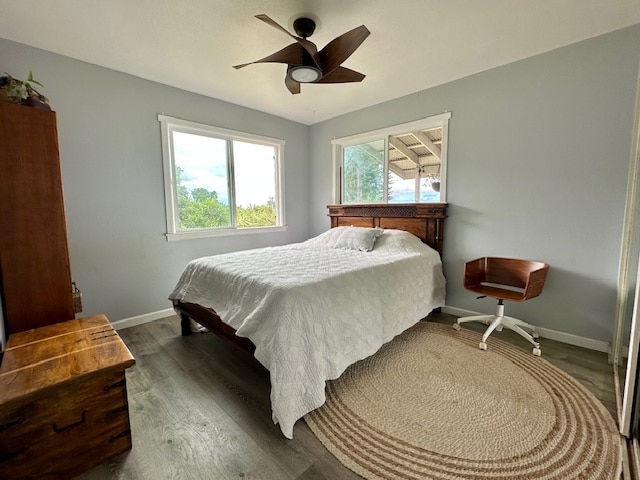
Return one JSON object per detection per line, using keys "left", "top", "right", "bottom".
{"left": 173, "top": 203, "right": 448, "bottom": 355}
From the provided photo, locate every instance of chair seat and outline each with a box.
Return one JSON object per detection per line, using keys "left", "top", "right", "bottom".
{"left": 465, "top": 283, "right": 527, "bottom": 302}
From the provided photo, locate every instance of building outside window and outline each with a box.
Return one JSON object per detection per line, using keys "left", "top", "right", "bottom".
{"left": 333, "top": 112, "right": 451, "bottom": 204}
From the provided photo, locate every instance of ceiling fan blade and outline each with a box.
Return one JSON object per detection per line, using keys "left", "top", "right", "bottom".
{"left": 285, "top": 74, "right": 301, "bottom": 95}
{"left": 233, "top": 43, "right": 305, "bottom": 69}
{"left": 319, "top": 25, "right": 370, "bottom": 75}
{"left": 297, "top": 39, "right": 321, "bottom": 69}
{"left": 255, "top": 14, "right": 295, "bottom": 38}
{"left": 317, "top": 66, "right": 366, "bottom": 84}
{"left": 255, "top": 14, "right": 321, "bottom": 69}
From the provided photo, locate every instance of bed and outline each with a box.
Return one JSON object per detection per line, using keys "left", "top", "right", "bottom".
{"left": 170, "top": 203, "right": 447, "bottom": 438}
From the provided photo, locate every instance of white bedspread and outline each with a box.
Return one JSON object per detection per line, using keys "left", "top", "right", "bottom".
{"left": 169, "top": 228, "right": 446, "bottom": 438}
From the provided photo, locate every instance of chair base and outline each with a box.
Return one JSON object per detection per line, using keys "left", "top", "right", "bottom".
{"left": 453, "top": 304, "right": 541, "bottom": 356}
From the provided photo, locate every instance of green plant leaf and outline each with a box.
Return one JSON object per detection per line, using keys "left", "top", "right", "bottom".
{"left": 26, "top": 70, "right": 44, "bottom": 87}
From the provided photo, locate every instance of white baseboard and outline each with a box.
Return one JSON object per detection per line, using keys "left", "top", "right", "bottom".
{"left": 441, "top": 306, "right": 611, "bottom": 353}
{"left": 110, "top": 304, "right": 611, "bottom": 353}
{"left": 110, "top": 308, "right": 175, "bottom": 331}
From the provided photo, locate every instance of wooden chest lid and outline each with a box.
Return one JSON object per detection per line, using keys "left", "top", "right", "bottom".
{"left": 0, "top": 314, "right": 135, "bottom": 404}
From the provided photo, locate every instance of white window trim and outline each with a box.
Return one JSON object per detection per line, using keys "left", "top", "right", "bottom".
{"left": 331, "top": 112, "right": 451, "bottom": 204}
{"left": 159, "top": 114, "right": 286, "bottom": 240}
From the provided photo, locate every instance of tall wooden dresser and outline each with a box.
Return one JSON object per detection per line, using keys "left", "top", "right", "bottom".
{"left": 0, "top": 102, "right": 75, "bottom": 334}
{"left": 0, "top": 103, "right": 135, "bottom": 477}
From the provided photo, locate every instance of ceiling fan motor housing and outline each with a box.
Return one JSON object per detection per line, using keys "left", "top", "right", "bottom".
{"left": 293, "top": 17, "right": 316, "bottom": 38}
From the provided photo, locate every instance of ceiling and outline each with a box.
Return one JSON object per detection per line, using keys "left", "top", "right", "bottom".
{"left": 1, "top": 0, "right": 639, "bottom": 125}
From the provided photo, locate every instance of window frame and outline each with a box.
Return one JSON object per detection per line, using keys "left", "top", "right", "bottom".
{"left": 159, "top": 114, "right": 286, "bottom": 241}
{"left": 331, "top": 112, "right": 451, "bottom": 204}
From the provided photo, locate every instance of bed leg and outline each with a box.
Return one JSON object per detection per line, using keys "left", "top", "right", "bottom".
{"left": 180, "top": 313, "right": 192, "bottom": 336}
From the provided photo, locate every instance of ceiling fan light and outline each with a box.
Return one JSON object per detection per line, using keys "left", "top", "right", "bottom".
{"left": 288, "top": 65, "right": 322, "bottom": 83}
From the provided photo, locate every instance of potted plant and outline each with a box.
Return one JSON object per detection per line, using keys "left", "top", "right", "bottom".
{"left": 0, "top": 71, "right": 50, "bottom": 109}
{"left": 422, "top": 173, "right": 441, "bottom": 192}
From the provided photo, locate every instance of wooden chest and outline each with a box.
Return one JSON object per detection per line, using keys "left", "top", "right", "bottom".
{"left": 0, "top": 314, "right": 135, "bottom": 479}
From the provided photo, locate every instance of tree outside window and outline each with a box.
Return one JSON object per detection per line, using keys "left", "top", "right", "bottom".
{"left": 159, "top": 115, "right": 285, "bottom": 240}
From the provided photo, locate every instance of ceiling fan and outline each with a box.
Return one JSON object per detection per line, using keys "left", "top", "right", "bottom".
{"left": 233, "top": 14, "right": 370, "bottom": 95}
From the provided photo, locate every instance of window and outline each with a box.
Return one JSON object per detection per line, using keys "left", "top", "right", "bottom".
{"left": 333, "top": 112, "right": 451, "bottom": 204}
{"left": 159, "top": 115, "right": 285, "bottom": 240}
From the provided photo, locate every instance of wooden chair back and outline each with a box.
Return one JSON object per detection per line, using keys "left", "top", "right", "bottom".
{"left": 464, "top": 257, "right": 549, "bottom": 302}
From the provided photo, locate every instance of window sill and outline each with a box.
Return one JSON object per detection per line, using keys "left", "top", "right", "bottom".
{"left": 165, "top": 225, "right": 288, "bottom": 242}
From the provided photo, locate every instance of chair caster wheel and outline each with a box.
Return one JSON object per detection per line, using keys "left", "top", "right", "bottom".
{"left": 452, "top": 323, "right": 461, "bottom": 331}
{"left": 479, "top": 341, "right": 487, "bottom": 351}
{"left": 533, "top": 347, "right": 541, "bottom": 356}
{"left": 532, "top": 331, "right": 539, "bottom": 339}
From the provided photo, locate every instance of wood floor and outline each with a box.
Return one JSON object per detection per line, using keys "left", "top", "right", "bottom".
{"left": 76, "top": 312, "right": 618, "bottom": 480}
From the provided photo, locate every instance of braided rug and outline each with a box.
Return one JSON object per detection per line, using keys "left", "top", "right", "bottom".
{"left": 305, "top": 321, "right": 621, "bottom": 480}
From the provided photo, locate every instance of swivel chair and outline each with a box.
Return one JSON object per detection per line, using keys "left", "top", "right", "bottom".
{"left": 453, "top": 257, "right": 549, "bottom": 356}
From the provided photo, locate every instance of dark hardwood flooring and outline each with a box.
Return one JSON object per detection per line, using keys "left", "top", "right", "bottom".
{"left": 76, "top": 312, "right": 618, "bottom": 480}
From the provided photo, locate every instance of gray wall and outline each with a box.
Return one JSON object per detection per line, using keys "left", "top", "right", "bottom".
{"left": 2, "top": 25, "right": 639, "bottom": 343}
{"left": 309, "top": 25, "right": 640, "bottom": 343}
{"left": 0, "top": 39, "right": 310, "bottom": 322}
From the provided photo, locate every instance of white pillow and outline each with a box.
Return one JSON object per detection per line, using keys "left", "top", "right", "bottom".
{"left": 332, "top": 226, "right": 384, "bottom": 252}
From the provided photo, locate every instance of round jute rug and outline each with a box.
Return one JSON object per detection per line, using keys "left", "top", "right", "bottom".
{"left": 305, "top": 321, "right": 622, "bottom": 480}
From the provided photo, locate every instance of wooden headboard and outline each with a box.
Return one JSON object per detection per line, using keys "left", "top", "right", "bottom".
{"left": 327, "top": 203, "right": 447, "bottom": 257}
